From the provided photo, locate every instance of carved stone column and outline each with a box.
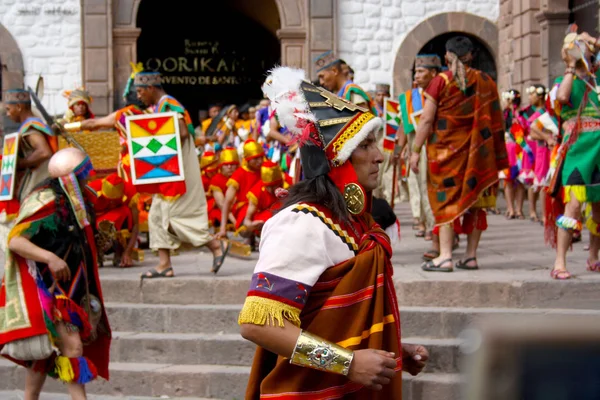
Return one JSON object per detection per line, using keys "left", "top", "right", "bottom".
{"left": 113, "top": 27, "right": 141, "bottom": 109}
{"left": 535, "top": 0, "right": 570, "bottom": 87}
{"left": 277, "top": 29, "right": 308, "bottom": 71}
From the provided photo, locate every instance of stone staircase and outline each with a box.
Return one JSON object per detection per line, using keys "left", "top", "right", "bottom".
{"left": 2, "top": 206, "right": 600, "bottom": 399}
{"left": 1, "top": 269, "right": 599, "bottom": 399}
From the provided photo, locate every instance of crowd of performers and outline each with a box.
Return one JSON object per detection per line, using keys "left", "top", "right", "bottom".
{"left": 0, "top": 24, "right": 598, "bottom": 398}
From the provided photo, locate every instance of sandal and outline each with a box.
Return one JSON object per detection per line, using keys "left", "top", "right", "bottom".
{"left": 422, "top": 250, "right": 440, "bottom": 261}
{"left": 211, "top": 240, "right": 231, "bottom": 274}
{"left": 424, "top": 231, "right": 433, "bottom": 241}
{"left": 530, "top": 215, "right": 540, "bottom": 223}
{"left": 456, "top": 257, "right": 479, "bottom": 270}
{"left": 550, "top": 269, "right": 572, "bottom": 280}
{"left": 421, "top": 258, "right": 453, "bottom": 272}
{"left": 515, "top": 213, "right": 525, "bottom": 220}
{"left": 587, "top": 260, "right": 600, "bottom": 272}
{"left": 141, "top": 267, "right": 174, "bottom": 280}
{"left": 415, "top": 230, "right": 426, "bottom": 238}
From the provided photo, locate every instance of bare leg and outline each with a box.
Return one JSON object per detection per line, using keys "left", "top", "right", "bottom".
{"left": 528, "top": 188, "right": 539, "bottom": 221}
{"left": 515, "top": 184, "right": 525, "bottom": 218}
{"left": 153, "top": 249, "right": 173, "bottom": 274}
{"left": 462, "top": 228, "right": 483, "bottom": 268}
{"left": 540, "top": 190, "right": 546, "bottom": 225}
{"left": 553, "top": 195, "right": 581, "bottom": 275}
{"left": 430, "top": 224, "right": 454, "bottom": 268}
{"left": 56, "top": 322, "right": 88, "bottom": 400}
{"left": 24, "top": 369, "right": 47, "bottom": 400}
{"left": 504, "top": 181, "right": 515, "bottom": 217}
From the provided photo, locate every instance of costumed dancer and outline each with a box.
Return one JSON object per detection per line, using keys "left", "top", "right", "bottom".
{"left": 59, "top": 87, "right": 95, "bottom": 125}
{"left": 217, "top": 139, "right": 265, "bottom": 240}
{"left": 239, "top": 66, "right": 428, "bottom": 399}
{"left": 0, "top": 147, "right": 111, "bottom": 400}
{"left": 133, "top": 71, "right": 230, "bottom": 277}
{"left": 546, "top": 31, "right": 600, "bottom": 280}
{"left": 0, "top": 89, "right": 57, "bottom": 252}
{"left": 372, "top": 83, "right": 397, "bottom": 205}
{"left": 200, "top": 150, "right": 219, "bottom": 227}
{"left": 200, "top": 150, "right": 219, "bottom": 192}
{"left": 207, "top": 146, "right": 240, "bottom": 227}
{"left": 88, "top": 173, "right": 142, "bottom": 268}
{"left": 397, "top": 55, "right": 440, "bottom": 249}
{"left": 410, "top": 36, "right": 508, "bottom": 272}
{"left": 523, "top": 84, "right": 551, "bottom": 223}
{"left": 501, "top": 89, "right": 528, "bottom": 220}
{"left": 241, "top": 160, "right": 286, "bottom": 238}
{"left": 315, "top": 51, "right": 377, "bottom": 114}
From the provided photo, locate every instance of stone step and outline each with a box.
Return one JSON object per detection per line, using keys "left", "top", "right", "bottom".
{"left": 0, "top": 391, "right": 218, "bottom": 400}
{"left": 106, "top": 302, "right": 600, "bottom": 337}
{"left": 402, "top": 372, "right": 464, "bottom": 400}
{"left": 0, "top": 359, "right": 249, "bottom": 398}
{"left": 100, "top": 276, "right": 600, "bottom": 310}
{"left": 110, "top": 332, "right": 461, "bottom": 373}
{"left": 0, "top": 359, "right": 462, "bottom": 400}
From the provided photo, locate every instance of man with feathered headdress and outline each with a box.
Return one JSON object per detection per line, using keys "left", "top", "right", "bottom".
{"left": 238, "top": 67, "right": 428, "bottom": 398}
{"left": 410, "top": 36, "right": 508, "bottom": 273}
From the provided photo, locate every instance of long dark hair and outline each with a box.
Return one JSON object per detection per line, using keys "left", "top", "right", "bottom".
{"left": 280, "top": 175, "right": 349, "bottom": 224}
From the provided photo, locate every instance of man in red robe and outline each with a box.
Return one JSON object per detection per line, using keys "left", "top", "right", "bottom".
{"left": 242, "top": 160, "right": 285, "bottom": 236}
{"left": 217, "top": 139, "right": 265, "bottom": 237}
{"left": 208, "top": 147, "right": 239, "bottom": 227}
{"left": 89, "top": 173, "right": 141, "bottom": 268}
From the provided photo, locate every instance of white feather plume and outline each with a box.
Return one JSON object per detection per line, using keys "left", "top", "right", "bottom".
{"left": 262, "top": 67, "right": 317, "bottom": 139}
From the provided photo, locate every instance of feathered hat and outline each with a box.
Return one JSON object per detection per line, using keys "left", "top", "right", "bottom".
{"left": 262, "top": 67, "right": 382, "bottom": 215}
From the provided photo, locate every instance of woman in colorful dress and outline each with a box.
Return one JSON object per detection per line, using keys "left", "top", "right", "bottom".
{"left": 548, "top": 31, "right": 600, "bottom": 280}
{"left": 501, "top": 90, "right": 527, "bottom": 219}
{"left": 520, "top": 84, "right": 549, "bottom": 222}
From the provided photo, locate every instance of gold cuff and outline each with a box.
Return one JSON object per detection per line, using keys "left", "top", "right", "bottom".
{"left": 64, "top": 122, "right": 82, "bottom": 132}
{"left": 412, "top": 143, "right": 422, "bottom": 153}
{"left": 290, "top": 330, "right": 354, "bottom": 376}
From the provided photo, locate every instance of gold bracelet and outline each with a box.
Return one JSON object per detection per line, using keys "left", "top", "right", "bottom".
{"left": 290, "top": 330, "right": 354, "bottom": 376}
{"left": 412, "top": 143, "right": 422, "bottom": 153}
{"left": 63, "top": 121, "right": 82, "bottom": 132}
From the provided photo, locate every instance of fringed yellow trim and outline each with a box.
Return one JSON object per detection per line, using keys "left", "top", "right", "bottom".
{"left": 473, "top": 194, "right": 497, "bottom": 209}
{"left": 55, "top": 355, "right": 74, "bottom": 383}
{"left": 586, "top": 217, "right": 600, "bottom": 237}
{"left": 564, "top": 185, "right": 587, "bottom": 204}
{"left": 238, "top": 296, "right": 301, "bottom": 328}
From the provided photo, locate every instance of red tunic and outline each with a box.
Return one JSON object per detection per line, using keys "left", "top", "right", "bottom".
{"left": 246, "top": 182, "right": 280, "bottom": 224}
{"left": 227, "top": 166, "right": 261, "bottom": 220}
{"left": 88, "top": 177, "right": 137, "bottom": 230}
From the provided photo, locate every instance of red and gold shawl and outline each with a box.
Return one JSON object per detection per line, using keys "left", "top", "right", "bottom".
{"left": 424, "top": 68, "right": 508, "bottom": 225}
{"left": 243, "top": 213, "right": 402, "bottom": 399}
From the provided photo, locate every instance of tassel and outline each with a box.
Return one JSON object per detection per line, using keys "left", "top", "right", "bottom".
{"left": 76, "top": 357, "right": 97, "bottom": 384}
{"left": 238, "top": 296, "right": 301, "bottom": 328}
{"left": 54, "top": 296, "right": 92, "bottom": 340}
{"left": 54, "top": 356, "right": 75, "bottom": 383}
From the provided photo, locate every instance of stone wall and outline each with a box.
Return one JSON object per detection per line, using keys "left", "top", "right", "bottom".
{"left": 337, "top": 0, "right": 499, "bottom": 92}
{"left": 0, "top": 0, "right": 82, "bottom": 115}
{"left": 497, "top": 0, "right": 542, "bottom": 95}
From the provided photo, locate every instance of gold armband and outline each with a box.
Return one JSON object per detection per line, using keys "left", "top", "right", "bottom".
{"left": 412, "top": 143, "right": 422, "bottom": 153}
{"left": 64, "top": 122, "right": 82, "bottom": 132}
{"left": 290, "top": 330, "right": 354, "bottom": 376}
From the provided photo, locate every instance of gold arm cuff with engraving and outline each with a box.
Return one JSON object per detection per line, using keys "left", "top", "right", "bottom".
{"left": 290, "top": 330, "right": 354, "bottom": 376}
{"left": 64, "top": 122, "right": 82, "bottom": 132}
{"left": 411, "top": 144, "right": 422, "bottom": 153}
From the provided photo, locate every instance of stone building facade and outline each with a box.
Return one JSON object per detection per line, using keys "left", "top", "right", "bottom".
{"left": 1, "top": 0, "right": 506, "bottom": 121}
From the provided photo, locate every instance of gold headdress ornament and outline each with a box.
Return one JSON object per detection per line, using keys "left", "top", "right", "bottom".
{"left": 102, "top": 174, "right": 125, "bottom": 200}
{"left": 200, "top": 151, "right": 219, "bottom": 171}
{"left": 261, "top": 160, "right": 283, "bottom": 186}
{"left": 243, "top": 139, "right": 265, "bottom": 161}
{"left": 219, "top": 147, "right": 240, "bottom": 166}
